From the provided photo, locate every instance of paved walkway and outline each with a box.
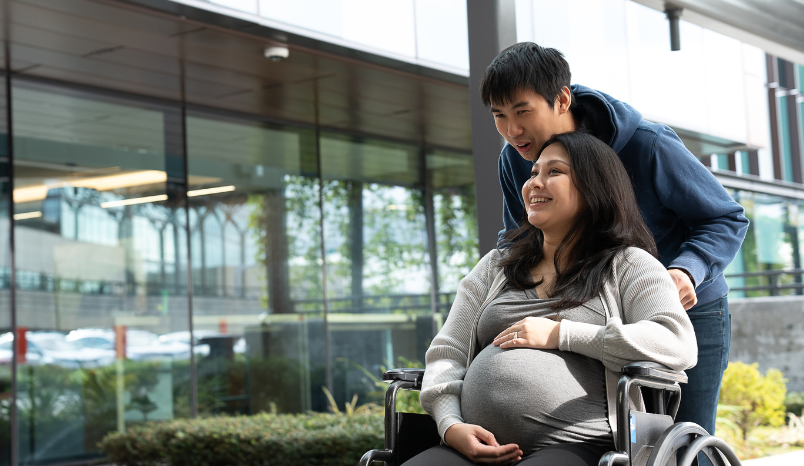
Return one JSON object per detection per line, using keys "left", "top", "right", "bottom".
{"left": 742, "top": 449, "right": 804, "bottom": 465}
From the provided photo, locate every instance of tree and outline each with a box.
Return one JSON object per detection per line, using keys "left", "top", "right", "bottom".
{"left": 719, "top": 361, "right": 787, "bottom": 441}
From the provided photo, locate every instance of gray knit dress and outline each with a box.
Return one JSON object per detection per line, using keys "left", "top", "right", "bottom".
{"left": 460, "top": 285, "right": 613, "bottom": 453}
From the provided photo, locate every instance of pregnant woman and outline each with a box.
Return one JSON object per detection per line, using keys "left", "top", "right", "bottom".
{"left": 410, "top": 132, "right": 698, "bottom": 466}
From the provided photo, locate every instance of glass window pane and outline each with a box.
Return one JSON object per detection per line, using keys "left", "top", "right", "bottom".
{"left": 11, "top": 79, "right": 189, "bottom": 463}
{"left": 186, "top": 112, "right": 321, "bottom": 415}
{"left": 741, "top": 193, "right": 800, "bottom": 297}
{"left": 779, "top": 96, "right": 793, "bottom": 182}
{"left": 428, "top": 149, "right": 478, "bottom": 306}
{"left": 0, "top": 73, "right": 9, "bottom": 466}
{"left": 739, "top": 151, "right": 751, "bottom": 176}
{"left": 320, "top": 134, "right": 430, "bottom": 412}
{"left": 798, "top": 64, "right": 804, "bottom": 93}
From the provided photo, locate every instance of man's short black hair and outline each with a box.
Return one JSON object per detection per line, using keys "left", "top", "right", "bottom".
{"left": 480, "top": 42, "right": 571, "bottom": 109}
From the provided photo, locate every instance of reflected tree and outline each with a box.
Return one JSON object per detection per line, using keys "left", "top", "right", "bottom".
{"left": 435, "top": 185, "right": 479, "bottom": 291}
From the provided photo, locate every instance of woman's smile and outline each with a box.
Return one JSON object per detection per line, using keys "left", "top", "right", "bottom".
{"left": 528, "top": 196, "right": 552, "bottom": 208}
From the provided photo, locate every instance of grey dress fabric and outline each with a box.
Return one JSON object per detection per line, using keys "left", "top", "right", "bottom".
{"left": 460, "top": 285, "right": 612, "bottom": 453}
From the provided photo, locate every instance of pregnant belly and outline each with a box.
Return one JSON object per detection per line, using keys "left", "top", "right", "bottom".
{"left": 461, "top": 344, "right": 611, "bottom": 452}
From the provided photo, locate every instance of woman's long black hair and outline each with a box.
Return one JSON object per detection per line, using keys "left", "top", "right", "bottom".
{"left": 499, "top": 131, "right": 657, "bottom": 310}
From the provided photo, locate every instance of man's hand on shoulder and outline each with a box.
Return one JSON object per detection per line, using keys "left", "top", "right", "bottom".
{"left": 668, "top": 268, "right": 697, "bottom": 311}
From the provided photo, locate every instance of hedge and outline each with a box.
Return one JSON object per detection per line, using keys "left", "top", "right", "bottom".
{"left": 98, "top": 412, "right": 385, "bottom": 466}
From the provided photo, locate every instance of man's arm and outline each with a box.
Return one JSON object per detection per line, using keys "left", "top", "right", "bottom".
{"left": 651, "top": 128, "right": 749, "bottom": 290}
{"left": 497, "top": 144, "right": 531, "bottom": 248}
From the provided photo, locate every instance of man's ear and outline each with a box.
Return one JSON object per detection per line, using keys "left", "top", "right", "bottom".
{"left": 556, "top": 86, "right": 572, "bottom": 114}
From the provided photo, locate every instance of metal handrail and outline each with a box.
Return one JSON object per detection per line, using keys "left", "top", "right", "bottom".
{"left": 725, "top": 268, "right": 804, "bottom": 295}
{"left": 0, "top": 268, "right": 457, "bottom": 315}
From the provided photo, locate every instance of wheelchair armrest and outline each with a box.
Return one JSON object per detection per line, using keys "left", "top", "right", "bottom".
{"left": 383, "top": 368, "right": 425, "bottom": 390}
{"left": 622, "top": 362, "right": 687, "bottom": 384}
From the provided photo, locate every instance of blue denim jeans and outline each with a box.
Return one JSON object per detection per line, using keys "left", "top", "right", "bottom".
{"left": 673, "top": 295, "right": 730, "bottom": 466}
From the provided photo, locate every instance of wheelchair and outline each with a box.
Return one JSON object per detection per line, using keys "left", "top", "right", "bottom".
{"left": 359, "top": 362, "right": 741, "bottom": 466}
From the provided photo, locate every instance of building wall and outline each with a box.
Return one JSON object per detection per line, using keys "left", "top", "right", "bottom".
{"left": 729, "top": 296, "right": 804, "bottom": 391}
{"left": 169, "top": 0, "right": 471, "bottom": 74}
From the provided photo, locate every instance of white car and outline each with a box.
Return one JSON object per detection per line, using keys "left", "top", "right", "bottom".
{"left": 0, "top": 331, "right": 116, "bottom": 368}
{"left": 158, "top": 330, "right": 246, "bottom": 356}
{"left": 66, "top": 328, "right": 194, "bottom": 361}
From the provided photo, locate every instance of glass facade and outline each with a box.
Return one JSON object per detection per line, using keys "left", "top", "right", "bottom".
{"left": 0, "top": 75, "right": 476, "bottom": 464}
{"left": 9, "top": 80, "right": 191, "bottom": 463}
{"left": 726, "top": 189, "right": 804, "bottom": 298}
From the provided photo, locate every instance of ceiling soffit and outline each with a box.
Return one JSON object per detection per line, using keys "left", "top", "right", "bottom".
{"left": 3, "top": 0, "right": 473, "bottom": 152}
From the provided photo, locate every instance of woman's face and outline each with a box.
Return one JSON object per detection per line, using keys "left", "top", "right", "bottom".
{"left": 521, "top": 142, "right": 585, "bottom": 237}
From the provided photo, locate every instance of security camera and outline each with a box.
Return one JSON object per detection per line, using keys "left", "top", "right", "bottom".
{"left": 264, "top": 46, "right": 289, "bottom": 62}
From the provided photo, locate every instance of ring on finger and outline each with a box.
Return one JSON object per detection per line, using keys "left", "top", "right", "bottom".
{"left": 514, "top": 331, "right": 518, "bottom": 340}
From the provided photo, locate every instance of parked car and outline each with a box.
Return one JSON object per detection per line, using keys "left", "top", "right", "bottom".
{"left": 0, "top": 331, "right": 116, "bottom": 368}
{"left": 158, "top": 330, "right": 246, "bottom": 356}
{"left": 66, "top": 328, "right": 195, "bottom": 361}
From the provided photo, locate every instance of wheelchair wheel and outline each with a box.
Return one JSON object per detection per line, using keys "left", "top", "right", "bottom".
{"left": 677, "top": 435, "right": 742, "bottom": 466}
{"left": 645, "top": 422, "right": 740, "bottom": 466}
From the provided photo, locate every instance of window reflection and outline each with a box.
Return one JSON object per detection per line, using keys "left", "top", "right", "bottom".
{"left": 728, "top": 190, "right": 804, "bottom": 297}
{"left": 318, "top": 134, "right": 433, "bottom": 411}
{"left": 186, "top": 112, "right": 322, "bottom": 415}
{"left": 0, "top": 79, "right": 482, "bottom": 465}
{"left": 10, "top": 80, "right": 190, "bottom": 463}
{"left": 0, "top": 75, "right": 9, "bottom": 466}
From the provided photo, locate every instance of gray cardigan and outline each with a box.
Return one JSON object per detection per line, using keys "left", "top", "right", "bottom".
{"left": 420, "top": 247, "right": 698, "bottom": 445}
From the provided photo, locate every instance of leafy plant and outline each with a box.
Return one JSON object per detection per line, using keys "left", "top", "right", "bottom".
{"left": 321, "top": 386, "right": 380, "bottom": 416}
{"left": 335, "top": 356, "right": 426, "bottom": 415}
{"left": 719, "top": 362, "right": 787, "bottom": 441}
{"left": 768, "top": 412, "right": 804, "bottom": 447}
{"left": 784, "top": 391, "right": 804, "bottom": 416}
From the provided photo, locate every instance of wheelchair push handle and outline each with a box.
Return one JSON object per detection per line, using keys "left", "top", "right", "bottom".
{"left": 621, "top": 362, "right": 687, "bottom": 384}
{"left": 383, "top": 368, "right": 425, "bottom": 389}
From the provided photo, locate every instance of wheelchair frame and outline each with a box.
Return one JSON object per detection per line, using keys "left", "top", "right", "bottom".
{"left": 359, "top": 362, "right": 742, "bottom": 466}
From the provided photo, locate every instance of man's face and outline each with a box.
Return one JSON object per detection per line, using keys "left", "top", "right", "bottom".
{"left": 491, "top": 89, "right": 563, "bottom": 161}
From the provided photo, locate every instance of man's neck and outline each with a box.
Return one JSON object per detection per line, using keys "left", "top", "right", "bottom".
{"left": 567, "top": 109, "right": 579, "bottom": 132}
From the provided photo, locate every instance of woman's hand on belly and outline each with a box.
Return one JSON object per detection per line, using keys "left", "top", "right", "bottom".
{"left": 493, "top": 316, "right": 560, "bottom": 350}
{"left": 444, "top": 423, "right": 522, "bottom": 464}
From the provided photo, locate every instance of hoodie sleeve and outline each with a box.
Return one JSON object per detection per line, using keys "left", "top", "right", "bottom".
{"left": 497, "top": 144, "right": 531, "bottom": 247}
{"left": 649, "top": 127, "right": 749, "bottom": 289}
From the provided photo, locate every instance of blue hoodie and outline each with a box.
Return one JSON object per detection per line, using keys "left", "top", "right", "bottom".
{"left": 498, "top": 84, "right": 749, "bottom": 307}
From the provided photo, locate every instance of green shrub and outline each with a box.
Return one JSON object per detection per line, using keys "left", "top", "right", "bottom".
{"left": 719, "top": 362, "right": 787, "bottom": 441}
{"left": 785, "top": 392, "right": 804, "bottom": 416}
{"left": 98, "top": 412, "right": 384, "bottom": 466}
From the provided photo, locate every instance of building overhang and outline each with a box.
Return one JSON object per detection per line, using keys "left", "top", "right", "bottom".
{"left": 633, "top": 0, "right": 804, "bottom": 64}
{"left": 2, "top": 0, "right": 474, "bottom": 152}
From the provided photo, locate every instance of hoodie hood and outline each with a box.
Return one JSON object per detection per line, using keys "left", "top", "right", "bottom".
{"left": 570, "top": 84, "right": 642, "bottom": 154}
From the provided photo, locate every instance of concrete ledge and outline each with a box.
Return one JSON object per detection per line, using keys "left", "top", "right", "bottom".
{"left": 729, "top": 296, "right": 804, "bottom": 391}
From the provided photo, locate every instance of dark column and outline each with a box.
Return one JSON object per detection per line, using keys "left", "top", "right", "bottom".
{"left": 748, "top": 150, "right": 760, "bottom": 177}
{"left": 467, "top": 0, "right": 517, "bottom": 257}
{"left": 727, "top": 151, "right": 737, "bottom": 172}
{"left": 163, "top": 109, "right": 185, "bottom": 294}
{"left": 347, "top": 181, "right": 363, "bottom": 312}
{"left": 264, "top": 189, "right": 292, "bottom": 313}
{"left": 421, "top": 147, "right": 440, "bottom": 338}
